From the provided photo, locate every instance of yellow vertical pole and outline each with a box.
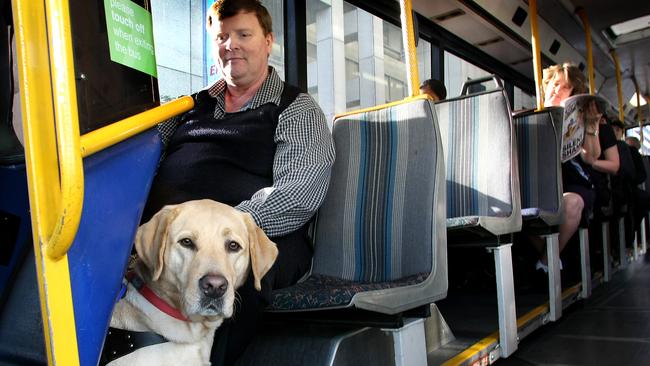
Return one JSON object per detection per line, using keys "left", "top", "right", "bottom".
{"left": 12, "top": 0, "right": 81, "bottom": 364}
{"left": 399, "top": 0, "right": 420, "bottom": 97}
{"left": 529, "top": 0, "right": 544, "bottom": 111}
{"left": 576, "top": 8, "right": 595, "bottom": 95}
{"left": 610, "top": 50, "right": 625, "bottom": 121}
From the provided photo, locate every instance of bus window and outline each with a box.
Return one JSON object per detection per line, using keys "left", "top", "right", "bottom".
{"left": 444, "top": 51, "right": 490, "bottom": 98}
{"left": 306, "top": 0, "right": 431, "bottom": 124}
{"left": 151, "top": 0, "right": 284, "bottom": 102}
{"left": 71, "top": 0, "right": 159, "bottom": 134}
{"left": 514, "top": 86, "right": 536, "bottom": 111}
{"left": 626, "top": 126, "right": 650, "bottom": 155}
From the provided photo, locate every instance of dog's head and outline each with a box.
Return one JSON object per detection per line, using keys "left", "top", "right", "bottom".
{"left": 134, "top": 199, "right": 278, "bottom": 320}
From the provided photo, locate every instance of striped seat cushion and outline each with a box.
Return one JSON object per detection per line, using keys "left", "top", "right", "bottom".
{"left": 311, "top": 99, "right": 439, "bottom": 283}
{"left": 436, "top": 90, "right": 515, "bottom": 220}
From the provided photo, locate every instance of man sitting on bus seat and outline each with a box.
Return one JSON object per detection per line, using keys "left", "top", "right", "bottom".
{"left": 141, "top": 1, "right": 335, "bottom": 364}
{"left": 531, "top": 63, "right": 617, "bottom": 273}
{"left": 419, "top": 78, "right": 447, "bottom": 102}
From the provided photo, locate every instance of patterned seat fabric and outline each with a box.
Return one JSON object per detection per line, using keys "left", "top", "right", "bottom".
{"left": 446, "top": 216, "right": 480, "bottom": 230}
{"left": 270, "top": 273, "right": 428, "bottom": 311}
{"left": 268, "top": 98, "right": 447, "bottom": 313}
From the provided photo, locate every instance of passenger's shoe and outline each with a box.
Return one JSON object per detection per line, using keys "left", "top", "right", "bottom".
{"left": 535, "top": 259, "right": 563, "bottom": 274}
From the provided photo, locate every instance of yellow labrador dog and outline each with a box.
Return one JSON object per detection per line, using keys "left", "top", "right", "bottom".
{"left": 103, "top": 199, "right": 278, "bottom": 366}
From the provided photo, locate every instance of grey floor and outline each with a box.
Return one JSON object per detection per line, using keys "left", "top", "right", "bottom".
{"left": 497, "top": 254, "right": 650, "bottom": 366}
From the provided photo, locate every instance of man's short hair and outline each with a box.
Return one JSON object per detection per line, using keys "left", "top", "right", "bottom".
{"left": 420, "top": 79, "right": 447, "bottom": 100}
{"left": 610, "top": 119, "right": 626, "bottom": 130}
{"left": 626, "top": 136, "right": 641, "bottom": 150}
{"left": 207, "top": 0, "right": 273, "bottom": 35}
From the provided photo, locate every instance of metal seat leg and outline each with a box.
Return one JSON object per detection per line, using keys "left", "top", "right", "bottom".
{"left": 545, "top": 234, "right": 562, "bottom": 321}
{"left": 579, "top": 228, "right": 591, "bottom": 299}
{"left": 488, "top": 243, "right": 518, "bottom": 357}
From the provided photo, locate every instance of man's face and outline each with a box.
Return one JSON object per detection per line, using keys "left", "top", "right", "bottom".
{"left": 209, "top": 11, "right": 273, "bottom": 88}
{"left": 420, "top": 86, "right": 440, "bottom": 102}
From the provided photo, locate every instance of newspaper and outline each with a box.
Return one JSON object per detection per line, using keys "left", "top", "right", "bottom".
{"left": 560, "top": 94, "right": 609, "bottom": 162}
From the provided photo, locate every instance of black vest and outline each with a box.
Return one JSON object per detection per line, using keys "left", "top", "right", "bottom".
{"left": 142, "top": 85, "right": 300, "bottom": 224}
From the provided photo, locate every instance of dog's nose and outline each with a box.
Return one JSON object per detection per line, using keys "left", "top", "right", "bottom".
{"left": 199, "top": 274, "right": 228, "bottom": 298}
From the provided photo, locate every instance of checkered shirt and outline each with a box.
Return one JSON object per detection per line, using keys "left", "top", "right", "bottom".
{"left": 157, "top": 67, "right": 335, "bottom": 237}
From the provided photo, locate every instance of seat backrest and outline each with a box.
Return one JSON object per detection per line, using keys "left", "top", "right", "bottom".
{"left": 311, "top": 98, "right": 447, "bottom": 286}
{"left": 68, "top": 130, "right": 161, "bottom": 366}
{"left": 435, "top": 76, "right": 521, "bottom": 234}
{"left": 513, "top": 108, "right": 563, "bottom": 216}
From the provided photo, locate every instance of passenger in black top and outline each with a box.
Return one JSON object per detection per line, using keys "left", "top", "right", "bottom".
{"left": 624, "top": 136, "right": 650, "bottom": 234}
{"left": 611, "top": 123, "right": 650, "bottom": 244}
{"left": 590, "top": 116, "right": 621, "bottom": 212}
{"left": 142, "top": 1, "right": 335, "bottom": 365}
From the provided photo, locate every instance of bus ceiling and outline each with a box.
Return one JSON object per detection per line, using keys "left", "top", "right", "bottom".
{"left": 411, "top": 0, "right": 650, "bottom": 124}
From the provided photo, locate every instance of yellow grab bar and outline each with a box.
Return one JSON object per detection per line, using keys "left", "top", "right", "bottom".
{"left": 529, "top": 0, "right": 544, "bottom": 111}
{"left": 576, "top": 8, "right": 595, "bottom": 95}
{"left": 80, "top": 96, "right": 194, "bottom": 158}
{"left": 399, "top": 0, "right": 420, "bottom": 97}
{"left": 610, "top": 49, "right": 625, "bottom": 122}
{"left": 44, "top": 0, "right": 84, "bottom": 260}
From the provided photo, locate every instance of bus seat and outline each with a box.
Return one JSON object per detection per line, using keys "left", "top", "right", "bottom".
{"left": 0, "top": 164, "right": 46, "bottom": 365}
{"left": 435, "top": 76, "right": 522, "bottom": 242}
{"left": 513, "top": 108, "right": 563, "bottom": 230}
{"left": 269, "top": 98, "right": 448, "bottom": 315}
{"left": 66, "top": 130, "right": 161, "bottom": 366}
{"left": 513, "top": 107, "right": 564, "bottom": 320}
{"left": 0, "top": 164, "right": 31, "bottom": 304}
{"left": 434, "top": 75, "right": 521, "bottom": 357}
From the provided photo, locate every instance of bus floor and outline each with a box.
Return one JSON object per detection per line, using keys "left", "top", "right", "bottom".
{"left": 495, "top": 252, "right": 650, "bottom": 365}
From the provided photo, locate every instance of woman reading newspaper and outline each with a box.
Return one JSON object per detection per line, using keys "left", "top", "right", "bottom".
{"left": 532, "top": 63, "right": 618, "bottom": 274}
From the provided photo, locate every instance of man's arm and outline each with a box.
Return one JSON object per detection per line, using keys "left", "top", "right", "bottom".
{"left": 236, "top": 93, "right": 335, "bottom": 237}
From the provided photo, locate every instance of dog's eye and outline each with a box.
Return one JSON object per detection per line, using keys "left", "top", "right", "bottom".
{"left": 227, "top": 241, "right": 241, "bottom": 252}
{"left": 178, "top": 238, "right": 195, "bottom": 249}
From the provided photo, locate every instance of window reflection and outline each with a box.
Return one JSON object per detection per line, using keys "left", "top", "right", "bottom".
{"left": 307, "top": 0, "right": 431, "bottom": 124}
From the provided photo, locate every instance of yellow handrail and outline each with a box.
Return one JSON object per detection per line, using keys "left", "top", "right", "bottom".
{"left": 576, "top": 8, "right": 595, "bottom": 95}
{"left": 45, "top": 0, "right": 84, "bottom": 260}
{"left": 399, "top": 0, "right": 420, "bottom": 97}
{"left": 13, "top": 0, "right": 82, "bottom": 363}
{"left": 529, "top": 0, "right": 544, "bottom": 111}
{"left": 80, "top": 96, "right": 194, "bottom": 158}
{"left": 610, "top": 49, "right": 625, "bottom": 122}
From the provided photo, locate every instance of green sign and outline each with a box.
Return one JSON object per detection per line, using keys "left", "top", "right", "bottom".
{"left": 103, "top": 0, "right": 157, "bottom": 77}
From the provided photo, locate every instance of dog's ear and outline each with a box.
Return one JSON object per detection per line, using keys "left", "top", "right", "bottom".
{"left": 243, "top": 213, "right": 278, "bottom": 291}
{"left": 135, "top": 206, "right": 178, "bottom": 281}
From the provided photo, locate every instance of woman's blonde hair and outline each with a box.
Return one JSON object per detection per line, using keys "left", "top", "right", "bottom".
{"left": 542, "top": 62, "right": 587, "bottom": 96}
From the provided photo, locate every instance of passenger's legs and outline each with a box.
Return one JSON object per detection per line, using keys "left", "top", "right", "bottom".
{"left": 559, "top": 192, "right": 585, "bottom": 253}
{"left": 532, "top": 192, "right": 584, "bottom": 266}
